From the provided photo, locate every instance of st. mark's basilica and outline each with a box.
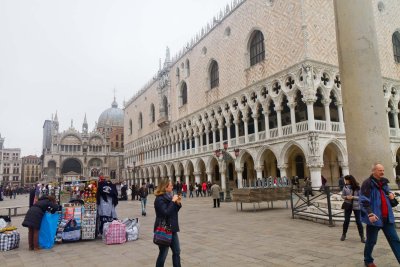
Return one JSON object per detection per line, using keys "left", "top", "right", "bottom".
{"left": 41, "top": 98, "right": 124, "bottom": 184}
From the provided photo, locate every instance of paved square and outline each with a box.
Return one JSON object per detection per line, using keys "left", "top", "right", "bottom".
{"left": 0, "top": 194, "right": 398, "bottom": 266}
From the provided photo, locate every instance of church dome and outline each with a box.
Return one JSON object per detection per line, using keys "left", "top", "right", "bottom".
{"left": 97, "top": 98, "right": 124, "bottom": 128}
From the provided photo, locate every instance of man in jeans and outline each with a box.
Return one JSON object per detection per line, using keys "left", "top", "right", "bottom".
{"left": 360, "top": 163, "right": 400, "bottom": 267}
{"left": 138, "top": 182, "right": 148, "bottom": 216}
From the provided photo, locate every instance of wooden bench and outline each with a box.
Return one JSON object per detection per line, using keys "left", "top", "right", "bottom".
{"left": 232, "top": 187, "right": 291, "bottom": 211}
{"left": 0, "top": 205, "right": 29, "bottom": 217}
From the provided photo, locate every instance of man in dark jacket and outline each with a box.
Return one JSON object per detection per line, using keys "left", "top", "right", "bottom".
{"left": 138, "top": 182, "right": 149, "bottom": 216}
{"left": 360, "top": 163, "right": 400, "bottom": 267}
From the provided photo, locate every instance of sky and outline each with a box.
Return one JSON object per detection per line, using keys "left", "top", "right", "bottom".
{"left": 0, "top": 0, "right": 229, "bottom": 156}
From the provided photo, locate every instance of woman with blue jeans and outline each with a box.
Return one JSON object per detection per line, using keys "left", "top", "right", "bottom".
{"left": 154, "top": 179, "right": 182, "bottom": 267}
{"left": 340, "top": 175, "right": 365, "bottom": 243}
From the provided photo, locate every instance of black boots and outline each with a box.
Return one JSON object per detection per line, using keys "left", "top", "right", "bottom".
{"left": 360, "top": 236, "right": 366, "bottom": 243}
{"left": 340, "top": 234, "right": 346, "bottom": 241}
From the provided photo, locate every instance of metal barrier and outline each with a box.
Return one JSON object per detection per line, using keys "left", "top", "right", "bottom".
{"left": 290, "top": 186, "right": 344, "bottom": 227}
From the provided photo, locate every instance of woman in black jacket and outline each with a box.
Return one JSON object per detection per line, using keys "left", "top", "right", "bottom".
{"left": 22, "top": 195, "right": 59, "bottom": 250}
{"left": 154, "top": 179, "right": 182, "bottom": 267}
{"left": 340, "top": 175, "right": 365, "bottom": 243}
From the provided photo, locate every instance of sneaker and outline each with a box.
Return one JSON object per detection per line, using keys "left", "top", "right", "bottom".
{"left": 340, "top": 234, "right": 346, "bottom": 241}
{"left": 364, "top": 263, "right": 376, "bottom": 267}
{"left": 361, "top": 236, "right": 366, "bottom": 243}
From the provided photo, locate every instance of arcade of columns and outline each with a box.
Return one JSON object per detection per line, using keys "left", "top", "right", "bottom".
{"left": 125, "top": 61, "right": 354, "bottom": 189}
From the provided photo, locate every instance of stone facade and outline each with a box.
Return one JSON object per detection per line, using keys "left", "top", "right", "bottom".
{"left": 21, "top": 155, "right": 41, "bottom": 187}
{"left": 124, "top": 0, "right": 400, "bottom": 189}
{"left": 42, "top": 99, "right": 124, "bottom": 183}
{"left": 0, "top": 134, "right": 22, "bottom": 186}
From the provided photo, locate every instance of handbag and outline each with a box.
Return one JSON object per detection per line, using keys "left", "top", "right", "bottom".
{"left": 153, "top": 218, "right": 172, "bottom": 246}
{"left": 341, "top": 201, "right": 353, "bottom": 210}
{"left": 341, "top": 187, "right": 355, "bottom": 210}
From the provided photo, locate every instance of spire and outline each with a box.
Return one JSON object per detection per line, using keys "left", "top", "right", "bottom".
{"left": 112, "top": 89, "right": 118, "bottom": 108}
{"left": 163, "top": 46, "right": 171, "bottom": 68}
{"left": 54, "top": 111, "right": 58, "bottom": 121}
{"left": 82, "top": 113, "right": 88, "bottom": 134}
{"left": 71, "top": 119, "right": 73, "bottom": 128}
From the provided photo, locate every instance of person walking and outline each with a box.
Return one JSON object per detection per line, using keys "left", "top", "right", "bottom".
{"left": 360, "top": 163, "right": 400, "bottom": 267}
{"left": 139, "top": 182, "right": 149, "bottom": 216}
{"left": 210, "top": 182, "right": 221, "bottom": 208}
{"left": 154, "top": 179, "right": 182, "bottom": 267}
{"left": 340, "top": 175, "right": 365, "bottom": 243}
{"left": 189, "top": 183, "right": 194, "bottom": 198}
{"left": 22, "top": 195, "right": 59, "bottom": 250}
{"left": 181, "top": 182, "right": 187, "bottom": 198}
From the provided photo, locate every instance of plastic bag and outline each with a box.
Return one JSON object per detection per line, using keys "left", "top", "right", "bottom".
{"left": 39, "top": 212, "right": 60, "bottom": 249}
{"left": 122, "top": 218, "right": 139, "bottom": 241}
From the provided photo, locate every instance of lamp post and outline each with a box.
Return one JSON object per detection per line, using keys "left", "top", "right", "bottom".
{"left": 214, "top": 141, "right": 239, "bottom": 202}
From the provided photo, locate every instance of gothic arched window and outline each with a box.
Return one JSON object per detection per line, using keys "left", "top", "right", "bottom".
{"left": 181, "top": 82, "right": 188, "bottom": 106}
{"left": 185, "top": 59, "right": 190, "bottom": 77}
{"left": 139, "top": 113, "right": 143, "bottom": 129}
{"left": 150, "top": 104, "right": 155, "bottom": 123}
{"left": 129, "top": 119, "right": 132, "bottom": 135}
{"left": 210, "top": 60, "right": 219, "bottom": 89}
{"left": 250, "top": 30, "right": 265, "bottom": 66}
{"left": 393, "top": 31, "right": 400, "bottom": 63}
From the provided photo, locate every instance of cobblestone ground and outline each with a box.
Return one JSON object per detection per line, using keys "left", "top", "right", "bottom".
{"left": 0, "top": 194, "right": 398, "bottom": 267}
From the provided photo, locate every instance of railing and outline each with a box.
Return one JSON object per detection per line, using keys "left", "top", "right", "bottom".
{"left": 390, "top": 128, "right": 397, "bottom": 137}
{"left": 239, "top": 136, "right": 245, "bottom": 144}
{"left": 315, "top": 120, "right": 326, "bottom": 131}
{"left": 296, "top": 121, "right": 308, "bottom": 133}
{"left": 258, "top": 131, "right": 266, "bottom": 140}
{"left": 248, "top": 133, "right": 255, "bottom": 142}
{"left": 291, "top": 186, "right": 345, "bottom": 227}
{"left": 282, "top": 125, "right": 292, "bottom": 136}
{"left": 331, "top": 122, "right": 340, "bottom": 132}
{"left": 269, "top": 128, "right": 278, "bottom": 138}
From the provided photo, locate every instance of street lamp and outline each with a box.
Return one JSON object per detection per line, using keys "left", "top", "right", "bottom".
{"left": 214, "top": 141, "right": 239, "bottom": 202}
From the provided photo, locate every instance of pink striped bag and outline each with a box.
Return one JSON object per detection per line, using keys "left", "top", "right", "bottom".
{"left": 104, "top": 220, "right": 126, "bottom": 245}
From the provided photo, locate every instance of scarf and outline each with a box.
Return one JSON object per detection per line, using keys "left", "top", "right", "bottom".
{"left": 377, "top": 181, "right": 388, "bottom": 219}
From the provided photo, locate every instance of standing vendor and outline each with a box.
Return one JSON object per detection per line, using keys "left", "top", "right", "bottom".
{"left": 96, "top": 177, "right": 118, "bottom": 235}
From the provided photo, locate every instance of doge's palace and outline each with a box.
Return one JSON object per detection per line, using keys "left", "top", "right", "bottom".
{"left": 124, "top": 0, "right": 400, "bottom": 190}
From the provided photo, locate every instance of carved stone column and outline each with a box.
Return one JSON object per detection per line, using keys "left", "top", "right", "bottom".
{"left": 275, "top": 105, "right": 283, "bottom": 136}
{"left": 253, "top": 114, "right": 259, "bottom": 141}
{"left": 323, "top": 99, "right": 331, "bottom": 131}
{"left": 263, "top": 110, "right": 270, "bottom": 139}
{"left": 236, "top": 170, "right": 243, "bottom": 188}
{"left": 289, "top": 102, "right": 297, "bottom": 134}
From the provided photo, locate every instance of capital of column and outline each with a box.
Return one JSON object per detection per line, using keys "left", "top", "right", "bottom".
{"left": 193, "top": 172, "right": 201, "bottom": 176}
{"left": 277, "top": 164, "right": 288, "bottom": 170}
{"left": 274, "top": 105, "right": 283, "bottom": 112}
{"left": 321, "top": 99, "right": 331, "bottom": 106}
{"left": 306, "top": 156, "right": 324, "bottom": 168}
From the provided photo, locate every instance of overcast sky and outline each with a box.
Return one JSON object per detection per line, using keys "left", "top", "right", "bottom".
{"left": 0, "top": 0, "right": 229, "bottom": 156}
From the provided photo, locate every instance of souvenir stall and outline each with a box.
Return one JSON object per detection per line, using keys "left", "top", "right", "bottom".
{"left": 55, "top": 179, "right": 98, "bottom": 243}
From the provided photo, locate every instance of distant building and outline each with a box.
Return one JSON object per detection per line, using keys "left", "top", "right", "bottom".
{"left": 22, "top": 155, "right": 41, "bottom": 187}
{"left": 0, "top": 133, "right": 22, "bottom": 186}
{"left": 41, "top": 98, "right": 124, "bottom": 184}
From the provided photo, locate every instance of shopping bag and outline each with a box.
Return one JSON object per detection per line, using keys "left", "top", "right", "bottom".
{"left": 39, "top": 212, "right": 60, "bottom": 249}
{"left": 104, "top": 220, "right": 126, "bottom": 245}
{"left": 122, "top": 218, "right": 139, "bottom": 241}
{"left": 0, "top": 230, "right": 20, "bottom": 251}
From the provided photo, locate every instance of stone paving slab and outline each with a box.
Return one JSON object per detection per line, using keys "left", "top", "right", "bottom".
{"left": 0, "top": 194, "right": 399, "bottom": 266}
